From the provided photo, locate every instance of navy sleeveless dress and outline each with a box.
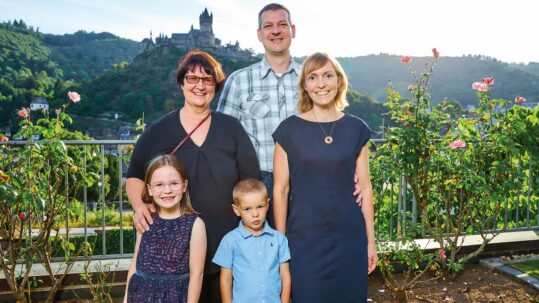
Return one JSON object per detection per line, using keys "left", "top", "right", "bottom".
{"left": 127, "top": 214, "right": 198, "bottom": 303}
{"left": 273, "top": 114, "right": 371, "bottom": 303}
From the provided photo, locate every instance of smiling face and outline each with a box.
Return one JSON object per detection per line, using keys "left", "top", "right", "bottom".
{"left": 147, "top": 165, "right": 187, "bottom": 214}
{"left": 232, "top": 191, "right": 269, "bottom": 235}
{"left": 303, "top": 61, "right": 340, "bottom": 109}
{"left": 257, "top": 9, "right": 295, "bottom": 56}
{"left": 181, "top": 65, "right": 215, "bottom": 111}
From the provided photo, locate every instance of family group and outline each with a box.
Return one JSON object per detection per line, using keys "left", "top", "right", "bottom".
{"left": 123, "top": 3, "right": 377, "bottom": 303}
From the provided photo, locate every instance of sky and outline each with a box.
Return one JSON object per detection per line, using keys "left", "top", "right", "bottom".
{"left": 1, "top": 0, "right": 538, "bottom": 64}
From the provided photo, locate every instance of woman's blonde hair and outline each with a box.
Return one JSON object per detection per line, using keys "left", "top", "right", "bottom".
{"left": 142, "top": 154, "right": 198, "bottom": 215}
{"left": 297, "top": 52, "right": 349, "bottom": 113}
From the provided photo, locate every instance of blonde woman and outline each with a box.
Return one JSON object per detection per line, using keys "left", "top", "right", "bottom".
{"left": 273, "top": 52, "right": 377, "bottom": 302}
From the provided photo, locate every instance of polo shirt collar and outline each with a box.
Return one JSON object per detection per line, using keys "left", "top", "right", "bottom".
{"left": 259, "top": 56, "right": 301, "bottom": 80}
{"left": 238, "top": 220, "right": 274, "bottom": 238}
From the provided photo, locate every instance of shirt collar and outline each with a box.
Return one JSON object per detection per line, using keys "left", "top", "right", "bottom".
{"left": 238, "top": 220, "right": 274, "bottom": 238}
{"left": 259, "top": 56, "right": 301, "bottom": 80}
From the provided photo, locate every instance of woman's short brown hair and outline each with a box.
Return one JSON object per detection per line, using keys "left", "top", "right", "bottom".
{"left": 297, "top": 52, "right": 349, "bottom": 113}
{"left": 176, "top": 49, "right": 226, "bottom": 92}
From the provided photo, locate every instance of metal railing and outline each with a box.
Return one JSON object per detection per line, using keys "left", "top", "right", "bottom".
{"left": 369, "top": 139, "right": 539, "bottom": 240}
{"left": 3, "top": 140, "right": 136, "bottom": 260}
{"left": 2, "top": 139, "right": 538, "bottom": 259}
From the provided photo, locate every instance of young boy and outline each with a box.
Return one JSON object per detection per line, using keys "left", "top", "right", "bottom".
{"left": 212, "top": 178, "right": 291, "bottom": 303}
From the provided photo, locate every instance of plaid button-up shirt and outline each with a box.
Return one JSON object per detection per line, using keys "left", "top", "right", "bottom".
{"left": 217, "top": 57, "right": 301, "bottom": 172}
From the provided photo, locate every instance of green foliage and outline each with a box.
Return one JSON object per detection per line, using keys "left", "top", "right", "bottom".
{"left": 0, "top": 21, "right": 139, "bottom": 135}
{"left": 55, "top": 228, "right": 135, "bottom": 257}
{"left": 377, "top": 225, "right": 443, "bottom": 301}
{"left": 45, "top": 31, "right": 139, "bottom": 81}
{"left": 372, "top": 52, "right": 539, "bottom": 298}
{"left": 345, "top": 90, "right": 385, "bottom": 131}
{"left": 0, "top": 93, "right": 97, "bottom": 303}
{"left": 0, "top": 23, "right": 62, "bottom": 126}
{"left": 340, "top": 54, "right": 539, "bottom": 107}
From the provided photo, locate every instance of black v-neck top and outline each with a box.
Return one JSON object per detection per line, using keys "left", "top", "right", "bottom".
{"left": 127, "top": 109, "right": 260, "bottom": 274}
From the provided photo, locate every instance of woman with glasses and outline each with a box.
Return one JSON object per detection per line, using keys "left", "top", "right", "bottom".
{"left": 126, "top": 50, "right": 260, "bottom": 303}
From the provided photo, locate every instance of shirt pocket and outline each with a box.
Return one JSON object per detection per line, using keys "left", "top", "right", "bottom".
{"left": 241, "top": 93, "right": 271, "bottom": 119}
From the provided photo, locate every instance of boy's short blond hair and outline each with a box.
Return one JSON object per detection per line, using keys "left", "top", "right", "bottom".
{"left": 232, "top": 178, "right": 268, "bottom": 206}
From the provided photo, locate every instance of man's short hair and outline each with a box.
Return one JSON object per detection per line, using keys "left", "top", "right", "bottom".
{"left": 258, "top": 3, "right": 292, "bottom": 29}
{"left": 232, "top": 178, "right": 268, "bottom": 205}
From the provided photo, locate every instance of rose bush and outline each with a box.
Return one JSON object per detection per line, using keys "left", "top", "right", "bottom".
{"left": 0, "top": 92, "right": 98, "bottom": 302}
{"left": 372, "top": 49, "right": 539, "bottom": 300}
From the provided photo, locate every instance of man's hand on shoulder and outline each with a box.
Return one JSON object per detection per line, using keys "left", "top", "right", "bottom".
{"left": 133, "top": 203, "right": 155, "bottom": 233}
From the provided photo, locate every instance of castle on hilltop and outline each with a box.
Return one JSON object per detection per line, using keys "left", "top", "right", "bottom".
{"left": 140, "top": 8, "right": 253, "bottom": 60}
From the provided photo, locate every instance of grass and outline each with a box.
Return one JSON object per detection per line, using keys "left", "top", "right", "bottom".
{"left": 508, "top": 259, "right": 539, "bottom": 280}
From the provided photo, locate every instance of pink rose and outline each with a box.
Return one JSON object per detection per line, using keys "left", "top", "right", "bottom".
{"left": 408, "top": 84, "right": 415, "bottom": 92}
{"left": 68, "top": 91, "right": 81, "bottom": 103}
{"left": 18, "top": 108, "right": 29, "bottom": 118}
{"left": 437, "top": 249, "right": 447, "bottom": 260}
{"left": 432, "top": 48, "right": 440, "bottom": 59}
{"left": 0, "top": 135, "right": 8, "bottom": 143}
{"left": 515, "top": 96, "right": 526, "bottom": 104}
{"left": 449, "top": 140, "right": 466, "bottom": 149}
{"left": 18, "top": 212, "right": 27, "bottom": 220}
{"left": 482, "top": 77, "right": 494, "bottom": 85}
{"left": 472, "top": 82, "right": 489, "bottom": 92}
{"left": 401, "top": 56, "right": 412, "bottom": 64}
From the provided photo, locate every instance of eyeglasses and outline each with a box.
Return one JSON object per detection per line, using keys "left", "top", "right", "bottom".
{"left": 150, "top": 181, "right": 184, "bottom": 193}
{"left": 185, "top": 75, "right": 215, "bottom": 86}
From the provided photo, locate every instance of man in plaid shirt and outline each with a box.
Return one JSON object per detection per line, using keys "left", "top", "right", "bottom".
{"left": 217, "top": 3, "right": 300, "bottom": 225}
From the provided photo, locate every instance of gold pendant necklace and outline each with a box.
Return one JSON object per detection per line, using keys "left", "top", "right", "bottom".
{"left": 312, "top": 110, "right": 336, "bottom": 144}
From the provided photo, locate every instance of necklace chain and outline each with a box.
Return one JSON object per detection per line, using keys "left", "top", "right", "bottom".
{"left": 312, "top": 110, "right": 336, "bottom": 144}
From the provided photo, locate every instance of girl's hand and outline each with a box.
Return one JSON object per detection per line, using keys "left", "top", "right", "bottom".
{"left": 367, "top": 242, "right": 378, "bottom": 274}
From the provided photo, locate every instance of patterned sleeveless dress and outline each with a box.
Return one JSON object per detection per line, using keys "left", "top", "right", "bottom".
{"left": 127, "top": 214, "right": 198, "bottom": 303}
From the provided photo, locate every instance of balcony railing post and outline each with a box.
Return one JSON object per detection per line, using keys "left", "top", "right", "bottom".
{"left": 527, "top": 156, "right": 531, "bottom": 227}
{"left": 65, "top": 163, "right": 69, "bottom": 241}
{"left": 119, "top": 145, "right": 124, "bottom": 255}
{"left": 389, "top": 183, "right": 394, "bottom": 239}
{"left": 83, "top": 145, "right": 88, "bottom": 243}
{"left": 101, "top": 144, "right": 106, "bottom": 256}
{"left": 516, "top": 161, "right": 521, "bottom": 229}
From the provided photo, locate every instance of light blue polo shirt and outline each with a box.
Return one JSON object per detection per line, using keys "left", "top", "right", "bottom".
{"left": 212, "top": 221, "right": 291, "bottom": 303}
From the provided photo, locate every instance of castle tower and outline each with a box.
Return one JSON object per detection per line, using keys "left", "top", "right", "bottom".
{"left": 199, "top": 8, "right": 213, "bottom": 34}
{"left": 198, "top": 8, "right": 215, "bottom": 47}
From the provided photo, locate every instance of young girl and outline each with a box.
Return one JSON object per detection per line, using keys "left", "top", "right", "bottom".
{"left": 124, "top": 154, "right": 206, "bottom": 303}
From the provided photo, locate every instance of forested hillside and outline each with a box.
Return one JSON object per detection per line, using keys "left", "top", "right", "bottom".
{"left": 75, "top": 47, "right": 259, "bottom": 122}
{"left": 1, "top": 20, "right": 537, "bottom": 137}
{"left": 0, "top": 21, "right": 63, "bottom": 126}
{"left": 44, "top": 31, "right": 139, "bottom": 81}
{"left": 510, "top": 62, "right": 539, "bottom": 77}
{"left": 0, "top": 20, "right": 138, "bottom": 128}
{"left": 340, "top": 54, "right": 539, "bottom": 106}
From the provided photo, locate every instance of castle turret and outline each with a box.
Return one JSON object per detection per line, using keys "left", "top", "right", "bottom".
{"left": 198, "top": 8, "right": 215, "bottom": 47}
{"left": 199, "top": 8, "right": 213, "bottom": 34}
